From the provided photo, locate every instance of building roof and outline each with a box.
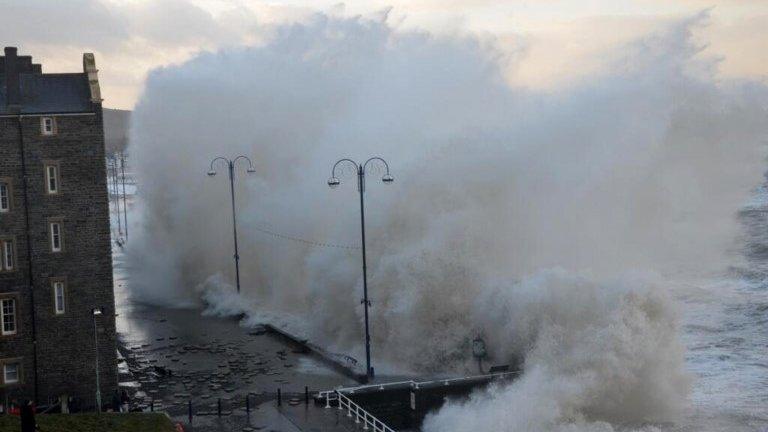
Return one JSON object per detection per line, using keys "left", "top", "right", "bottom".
{"left": 1, "top": 47, "right": 101, "bottom": 115}
{"left": 0, "top": 73, "right": 93, "bottom": 114}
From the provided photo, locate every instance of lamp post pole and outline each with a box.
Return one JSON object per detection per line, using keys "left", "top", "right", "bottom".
{"left": 356, "top": 164, "right": 371, "bottom": 379}
{"left": 208, "top": 156, "right": 256, "bottom": 293}
{"left": 111, "top": 157, "right": 122, "bottom": 238}
{"left": 328, "top": 157, "right": 394, "bottom": 379}
{"left": 120, "top": 152, "right": 128, "bottom": 240}
{"left": 92, "top": 308, "right": 102, "bottom": 412}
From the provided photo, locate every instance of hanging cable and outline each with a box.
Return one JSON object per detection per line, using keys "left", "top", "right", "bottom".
{"left": 250, "top": 225, "right": 361, "bottom": 250}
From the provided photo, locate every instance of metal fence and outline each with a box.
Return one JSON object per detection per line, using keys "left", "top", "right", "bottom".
{"left": 324, "top": 390, "right": 395, "bottom": 432}
{"left": 144, "top": 386, "right": 313, "bottom": 424}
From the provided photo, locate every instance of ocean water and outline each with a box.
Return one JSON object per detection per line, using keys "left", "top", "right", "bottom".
{"left": 679, "top": 186, "right": 768, "bottom": 430}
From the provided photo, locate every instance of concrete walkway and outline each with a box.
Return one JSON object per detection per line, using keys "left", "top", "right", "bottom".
{"left": 173, "top": 401, "right": 364, "bottom": 432}
{"left": 278, "top": 402, "right": 363, "bottom": 431}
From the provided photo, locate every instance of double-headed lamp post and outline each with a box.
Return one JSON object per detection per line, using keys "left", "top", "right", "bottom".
{"left": 328, "top": 157, "right": 394, "bottom": 379}
{"left": 92, "top": 307, "right": 103, "bottom": 412}
{"left": 207, "top": 156, "right": 256, "bottom": 293}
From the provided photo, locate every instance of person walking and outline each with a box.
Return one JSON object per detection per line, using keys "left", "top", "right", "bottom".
{"left": 111, "top": 391, "right": 121, "bottom": 412}
{"left": 19, "top": 400, "right": 36, "bottom": 432}
{"left": 120, "top": 390, "right": 130, "bottom": 413}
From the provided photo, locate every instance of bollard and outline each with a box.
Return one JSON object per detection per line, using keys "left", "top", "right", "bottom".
{"left": 217, "top": 398, "right": 221, "bottom": 417}
{"left": 277, "top": 388, "right": 282, "bottom": 406}
{"left": 187, "top": 400, "right": 192, "bottom": 423}
{"left": 305, "top": 386, "right": 309, "bottom": 405}
{"left": 246, "top": 394, "right": 250, "bottom": 414}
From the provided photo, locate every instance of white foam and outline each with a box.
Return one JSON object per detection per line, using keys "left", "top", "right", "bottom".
{"left": 125, "top": 10, "right": 768, "bottom": 430}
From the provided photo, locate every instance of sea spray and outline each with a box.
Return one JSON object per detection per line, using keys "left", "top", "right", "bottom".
{"left": 199, "top": 274, "right": 309, "bottom": 339}
{"left": 126, "top": 11, "right": 768, "bottom": 428}
{"left": 423, "top": 270, "right": 690, "bottom": 431}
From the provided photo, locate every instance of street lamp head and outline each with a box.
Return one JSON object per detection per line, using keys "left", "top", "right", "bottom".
{"left": 207, "top": 170, "right": 217, "bottom": 177}
{"left": 246, "top": 168, "right": 256, "bottom": 174}
{"left": 382, "top": 174, "right": 394, "bottom": 184}
{"left": 327, "top": 177, "right": 341, "bottom": 188}
{"left": 92, "top": 308, "right": 103, "bottom": 316}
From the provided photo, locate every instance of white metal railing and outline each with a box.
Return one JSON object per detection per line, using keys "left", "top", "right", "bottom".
{"left": 324, "top": 390, "right": 395, "bottom": 432}
{"left": 317, "top": 371, "right": 518, "bottom": 400}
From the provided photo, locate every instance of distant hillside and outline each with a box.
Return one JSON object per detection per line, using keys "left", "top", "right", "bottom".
{"left": 104, "top": 108, "right": 130, "bottom": 155}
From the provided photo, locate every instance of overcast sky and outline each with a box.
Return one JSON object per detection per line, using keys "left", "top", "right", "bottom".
{"left": 2, "top": 0, "right": 766, "bottom": 109}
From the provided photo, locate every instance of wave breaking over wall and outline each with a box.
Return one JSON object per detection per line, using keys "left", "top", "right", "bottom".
{"left": 127, "top": 11, "right": 768, "bottom": 430}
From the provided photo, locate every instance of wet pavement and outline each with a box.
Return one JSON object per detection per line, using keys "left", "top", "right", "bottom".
{"left": 112, "top": 246, "right": 363, "bottom": 431}
{"left": 182, "top": 400, "right": 369, "bottom": 432}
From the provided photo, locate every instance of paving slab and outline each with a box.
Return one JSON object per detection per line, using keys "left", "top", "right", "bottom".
{"left": 277, "top": 402, "right": 364, "bottom": 432}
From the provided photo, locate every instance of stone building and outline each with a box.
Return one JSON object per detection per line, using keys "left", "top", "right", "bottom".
{"left": 0, "top": 47, "right": 117, "bottom": 410}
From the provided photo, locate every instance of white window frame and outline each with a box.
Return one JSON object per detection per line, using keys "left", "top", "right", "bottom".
{"left": 50, "top": 222, "right": 62, "bottom": 252}
{"left": 3, "top": 362, "right": 19, "bottom": 384}
{"left": 1, "top": 298, "right": 16, "bottom": 336}
{"left": 41, "top": 117, "right": 55, "bottom": 135}
{"left": 0, "top": 182, "right": 9, "bottom": 212}
{"left": 45, "top": 165, "right": 59, "bottom": 194}
{"left": 2, "top": 240, "right": 13, "bottom": 271}
{"left": 53, "top": 281, "right": 65, "bottom": 315}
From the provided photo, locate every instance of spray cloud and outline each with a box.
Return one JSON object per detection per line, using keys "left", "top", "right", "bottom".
{"left": 127, "top": 11, "right": 768, "bottom": 430}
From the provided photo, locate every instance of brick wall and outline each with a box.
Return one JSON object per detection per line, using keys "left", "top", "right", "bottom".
{"left": 0, "top": 111, "right": 117, "bottom": 408}
{"left": 0, "top": 116, "right": 36, "bottom": 407}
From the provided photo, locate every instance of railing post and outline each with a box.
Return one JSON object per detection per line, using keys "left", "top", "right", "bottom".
{"left": 246, "top": 393, "right": 250, "bottom": 414}
{"left": 347, "top": 398, "right": 352, "bottom": 417}
{"left": 150, "top": 399, "right": 154, "bottom": 412}
{"left": 323, "top": 389, "right": 396, "bottom": 432}
{"left": 217, "top": 398, "right": 221, "bottom": 417}
{"left": 305, "top": 386, "right": 309, "bottom": 405}
{"left": 277, "top": 388, "right": 282, "bottom": 406}
{"left": 187, "top": 400, "right": 192, "bottom": 423}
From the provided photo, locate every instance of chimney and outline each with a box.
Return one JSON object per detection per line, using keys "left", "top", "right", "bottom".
{"left": 83, "top": 53, "right": 103, "bottom": 103}
{"left": 4, "top": 47, "right": 21, "bottom": 112}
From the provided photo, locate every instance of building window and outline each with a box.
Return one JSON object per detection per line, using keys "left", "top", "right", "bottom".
{"left": 41, "top": 117, "right": 56, "bottom": 135}
{"left": 3, "top": 362, "right": 20, "bottom": 384}
{"left": 1, "top": 239, "right": 14, "bottom": 271}
{"left": 50, "top": 222, "right": 62, "bottom": 252}
{"left": 45, "top": 164, "right": 59, "bottom": 194}
{"left": 1, "top": 298, "right": 16, "bottom": 336}
{"left": 53, "top": 281, "right": 65, "bottom": 315}
{"left": 0, "top": 182, "right": 9, "bottom": 212}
